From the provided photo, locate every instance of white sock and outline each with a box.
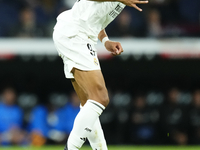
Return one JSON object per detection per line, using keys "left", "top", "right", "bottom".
{"left": 80, "top": 105, "right": 108, "bottom": 150}
{"left": 87, "top": 118, "right": 108, "bottom": 150}
{"left": 66, "top": 100, "right": 105, "bottom": 150}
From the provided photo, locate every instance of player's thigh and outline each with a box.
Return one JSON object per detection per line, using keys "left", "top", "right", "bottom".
{"left": 72, "top": 68, "right": 109, "bottom": 107}
{"left": 71, "top": 79, "right": 87, "bottom": 106}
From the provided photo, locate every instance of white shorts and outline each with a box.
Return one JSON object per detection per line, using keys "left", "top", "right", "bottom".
{"left": 53, "top": 30, "right": 101, "bottom": 79}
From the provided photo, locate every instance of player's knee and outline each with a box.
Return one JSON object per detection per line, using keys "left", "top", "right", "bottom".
{"left": 103, "top": 94, "right": 109, "bottom": 107}
{"left": 88, "top": 86, "right": 109, "bottom": 107}
{"left": 97, "top": 86, "right": 109, "bottom": 107}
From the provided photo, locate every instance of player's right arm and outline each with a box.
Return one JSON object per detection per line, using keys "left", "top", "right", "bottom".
{"left": 98, "top": 29, "right": 123, "bottom": 56}
{"left": 88, "top": 0, "right": 148, "bottom": 11}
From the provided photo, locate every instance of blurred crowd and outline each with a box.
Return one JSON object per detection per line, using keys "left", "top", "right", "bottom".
{"left": 0, "top": 0, "right": 200, "bottom": 38}
{"left": 1, "top": 86, "right": 200, "bottom": 146}
{"left": 0, "top": 86, "right": 80, "bottom": 146}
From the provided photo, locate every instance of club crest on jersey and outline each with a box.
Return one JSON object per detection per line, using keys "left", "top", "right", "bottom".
{"left": 94, "top": 58, "right": 98, "bottom": 66}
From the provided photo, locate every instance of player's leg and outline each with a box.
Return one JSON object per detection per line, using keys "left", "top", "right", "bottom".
{"left": 87, "top": 118, "right": 108, "bottom": 150}
{"left": 67, "top": 68, "right": 109, "bottom": 150}
{"left": 71, "top": 79, "right": 87, "bottom": 106}
{"left": 71, "top": 79, "right": 108, "bottom": 150}
{"left": 72, "top": 68, "right": 109, "bottom": 107}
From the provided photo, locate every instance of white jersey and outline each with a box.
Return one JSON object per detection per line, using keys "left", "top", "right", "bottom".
{"left": 54, "top": 0, "right": 125, "bottom": 43}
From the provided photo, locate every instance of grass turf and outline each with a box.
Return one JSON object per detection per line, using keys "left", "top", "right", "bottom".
{"left": 0, "top": 145, "right": 200, "bottom": 150}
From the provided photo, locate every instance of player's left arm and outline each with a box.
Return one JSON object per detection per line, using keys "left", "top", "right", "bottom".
{"left": 98, "top": 29, "right": 124, "bottom": 56}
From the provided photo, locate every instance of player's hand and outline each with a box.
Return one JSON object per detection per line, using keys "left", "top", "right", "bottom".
{"left": 119, "top": 0, "right": 148, "bottom": 11}
{"left": 105, "top": 40, "right": 124, "bottom": 56}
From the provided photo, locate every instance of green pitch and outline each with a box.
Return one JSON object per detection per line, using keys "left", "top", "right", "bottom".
{"left": 0, "top": 145, "right": 199, "bottom": 150}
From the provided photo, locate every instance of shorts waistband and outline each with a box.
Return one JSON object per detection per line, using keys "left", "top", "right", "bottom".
{"left": 78, "top": 32, "right": 90, "bottom": 39}
{"left": 77, "top": 32, "right": 96, "bottom": 44}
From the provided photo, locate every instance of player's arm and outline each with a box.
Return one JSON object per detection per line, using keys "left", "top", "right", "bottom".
{"left": 88, "top": 0, "right": 148, "bottom": 11}
{"left": 98, "top": 29, "right": 123, "bottom": 56}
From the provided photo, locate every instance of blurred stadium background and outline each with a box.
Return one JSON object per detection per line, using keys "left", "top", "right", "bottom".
{"left": 0, "top": 0, "right": 200, "bottom": 148}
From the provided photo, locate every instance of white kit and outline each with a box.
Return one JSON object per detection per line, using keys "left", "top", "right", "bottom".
{"left": 53, "top": 0, "right": 126, "bottom": 78}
